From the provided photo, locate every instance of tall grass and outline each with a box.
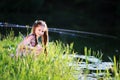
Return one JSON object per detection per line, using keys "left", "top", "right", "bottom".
{"left": 0, "top": 33, "right": 76, "bottom": 80}
{"left": 0, "top": 31, "right": 120, "bottom": 80}
{"left": 83, "top": 47, "right": 120, "bottom": 80}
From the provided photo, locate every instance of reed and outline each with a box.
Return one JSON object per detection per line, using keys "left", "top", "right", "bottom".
{"left": 0, "top": 31, "right": 119, "bottom": 80}
{"left": 0, "top": 33, "right": 76, "bottom": 80}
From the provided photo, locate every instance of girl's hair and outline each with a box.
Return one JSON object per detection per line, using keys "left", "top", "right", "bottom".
{"left": 31, "top": 20, "right": 49, "bottom": 56}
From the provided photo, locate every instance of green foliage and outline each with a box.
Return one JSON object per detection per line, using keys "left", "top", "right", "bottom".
{"left": 83, "top": 47, "right": 120, "bottom": 80}
{"left": 84, "top": 46, "right": 103, "bottom": 60}
{"left": 0, "top": 32, "right": 120, "bottom": 80}
{"left": 113, "top": 56, "right": 120, "bottom": 80}
{"left": 0, "top": 34, "right": 76, "bottom": 80}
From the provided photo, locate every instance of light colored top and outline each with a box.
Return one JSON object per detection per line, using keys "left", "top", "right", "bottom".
{"left": 16, "top": 34, "right": 42, "bottom": 57}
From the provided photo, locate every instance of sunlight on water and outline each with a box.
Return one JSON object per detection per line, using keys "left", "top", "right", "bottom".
{"left": 0, "top": 22, "right": 120, "bottom": 61}
{"left": 0, "top": 22, "right": 119, "bottom": 80}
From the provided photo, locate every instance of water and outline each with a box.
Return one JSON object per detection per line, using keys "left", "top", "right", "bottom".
{"left": 0, "top": 22, "right": 119, "bottom": 79}
{"left": 49, "top": 28, "right": 120, "bottom": 61}
{"left": 0, "top": 22, "right": 120, "bottom": 61}
{"left": 67, "top": 54, "right": 114, "bottom": 80}
{"left": 48, "top": 28, "right": 119, "bottom": 79}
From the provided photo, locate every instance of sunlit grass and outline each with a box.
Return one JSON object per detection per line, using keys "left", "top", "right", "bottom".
{"left": 83, "top": 47, "right": 120, "bottom": 80}
{"left": 0, "top": 33, "right": 76, "bottom": 80}
{"left": 0, "top": 31, "right": 120, "bottom": 80}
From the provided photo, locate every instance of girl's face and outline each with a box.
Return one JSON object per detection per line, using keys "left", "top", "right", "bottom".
{"left": 35, "top": 25, "right": 45, "bottom": 38}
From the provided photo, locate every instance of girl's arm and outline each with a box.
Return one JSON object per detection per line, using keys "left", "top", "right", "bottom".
{"left": 16, "top": 35, "right": 35, "bottom": 57}
{"left": 20, "top": 35, "right": 35, "bottom": 49}
{"left": 16, "top": 35, "right": 43, "bottom": 57}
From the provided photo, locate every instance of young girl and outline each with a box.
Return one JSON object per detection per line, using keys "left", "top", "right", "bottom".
{"left": 16, "top": 20, "right": 49, "bottom": 57}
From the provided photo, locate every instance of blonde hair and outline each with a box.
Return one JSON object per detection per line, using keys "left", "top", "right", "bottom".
{"left": 31, "top": 20, "right": 49, "bottom": 56}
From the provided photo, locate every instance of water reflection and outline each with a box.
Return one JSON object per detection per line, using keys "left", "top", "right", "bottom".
{"left": 0, "top": 22, "right": 120, "bottom": 61}
{"left": 0, "top": 22, "right": 119, "bottom": 80}
{"left": 64, "top": 54, "right": 114, "bottom": 80}
{"left": 49, "top": 29, "right": 120, "bottom": 61}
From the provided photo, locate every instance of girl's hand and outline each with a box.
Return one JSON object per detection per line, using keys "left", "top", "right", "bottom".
{"left": 36, "top": 45, "right": 43, "bottom": 51}
{"left": 34, "top": 45, "right": 43, "bottom": 56}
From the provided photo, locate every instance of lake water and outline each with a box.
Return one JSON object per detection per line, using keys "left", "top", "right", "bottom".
{"left": 0, "top": 23, "right": 119, "bottom": 79}
{"left": 49, "top": 28, "right": 120, "bottom": 61}
{"left": 0, "top": 23, "right": 120, "bottom": 61}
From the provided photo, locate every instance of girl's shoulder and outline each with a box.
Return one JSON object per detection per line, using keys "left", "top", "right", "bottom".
{"left": 27, "top": 34, "right": 35, "bottom": 38}
{"left": 23, "top": 34, "right": 35, "bottom": 41}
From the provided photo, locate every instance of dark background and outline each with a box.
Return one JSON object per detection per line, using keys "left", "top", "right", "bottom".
{"left": 0, "top": 0, "right": 120, "bottom": 37}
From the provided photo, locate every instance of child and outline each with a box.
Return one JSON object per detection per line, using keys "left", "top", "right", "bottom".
{"left": 16, "top": 20, "right": 49, "bottom": 57}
